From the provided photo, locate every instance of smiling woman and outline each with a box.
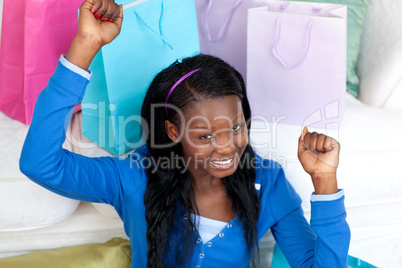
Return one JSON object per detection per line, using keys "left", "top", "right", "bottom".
{"left": 167, "top": 95, "right": 247, "bottom": 177}
{"left": 19, "top": 0, "right": 350, "bottom": 267}
{"left": 141, "top": 54, "right": 261, "bottom": 266}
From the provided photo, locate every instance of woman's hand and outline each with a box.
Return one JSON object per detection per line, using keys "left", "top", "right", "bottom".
{"left": 79, "top": 0, "right": 123, "bottom": 47}
{"left": 297, "top": 127, "right": 340, "bottom": 195}
{"left": 66, "top": 0, "right": 123, "bottom": 70}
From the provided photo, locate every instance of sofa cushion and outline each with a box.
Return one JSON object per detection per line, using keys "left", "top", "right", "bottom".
{"left": 0, "top": 237, "right": 131, "bottom": 268}
{"left": 0, "top": 112, "right": 80, "bottom": 231}
{"left": 289, "top": 0, "right": 371, "bottom": 97}
{"left": 0, "top": 202, "right": 127, "bottom": 258}
{"left": 356, "top": 0, "right": 402, "bottom": 109}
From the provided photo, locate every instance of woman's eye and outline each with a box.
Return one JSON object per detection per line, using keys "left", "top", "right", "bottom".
{"left": 199, "top": 134, "right": 212, "bottom": 140}
{"left": 231, "top": 124, "right": 243, "bottom": 132}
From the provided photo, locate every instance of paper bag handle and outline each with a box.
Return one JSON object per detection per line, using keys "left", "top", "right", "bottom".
{"left": 123, "top": 0, "right": 150, "bottom": 10}
{"left": 271, "top": 17, "right": 313, "bottom": 69}
{"left": 204, "top": 0, "right": 243, "bottom": 43}
{"left": 134, "top": 0, "right": 173, "bottom": 49}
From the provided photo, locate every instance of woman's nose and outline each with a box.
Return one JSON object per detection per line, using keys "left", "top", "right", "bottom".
{"left": 214, "top": 133, "right": 236, "bottom": 154}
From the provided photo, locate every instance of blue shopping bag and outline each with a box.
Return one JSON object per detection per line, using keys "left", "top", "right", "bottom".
{"left": 271, "top": 244, "right": 378, "bottom": 268}
{"left": 81, "top": 0, "right": 199, "bottom": 155}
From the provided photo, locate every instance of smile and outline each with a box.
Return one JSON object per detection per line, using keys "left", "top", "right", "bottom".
{"left": 210, "top": 156, "right": 235, "bottom": 170}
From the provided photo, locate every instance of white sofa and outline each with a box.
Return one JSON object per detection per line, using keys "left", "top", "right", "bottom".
{"left": 0, "top": 0, "right": 401, "bottom": 267}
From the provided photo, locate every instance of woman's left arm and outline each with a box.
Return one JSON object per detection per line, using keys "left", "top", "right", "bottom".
{"left": 269, "top": 127, "right": 350, "bottom": 267}
{"left": 270, "top": 193, "right": 350, "bottom": 267}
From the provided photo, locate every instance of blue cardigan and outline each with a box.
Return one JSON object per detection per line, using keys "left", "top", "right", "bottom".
{"left": 20, "top": 61, "right": 350, "bottom": 267}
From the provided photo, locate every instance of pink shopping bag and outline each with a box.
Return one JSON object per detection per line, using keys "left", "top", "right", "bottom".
{"left": 0, "top": 0, "right": 82, "bottom": 125}
{"left": 247, "top": 1, "right": 347, "bottom": 129}
{"left": 195, "top": 0, "right": 255, "bottom": 82}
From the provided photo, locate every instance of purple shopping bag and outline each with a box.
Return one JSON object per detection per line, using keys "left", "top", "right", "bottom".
{"left": 195, "top": 0, "right": 255, "bottom": 82}
{"left": 0, "top": 0, "right": 82, "bottom": 125}
{"left": 247, "top": 1, "right": 347, "bottom": 129}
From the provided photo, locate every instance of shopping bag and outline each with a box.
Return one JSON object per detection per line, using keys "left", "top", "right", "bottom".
{"left": 81, "top": 0, "right": 200, "bottom": 155}
{"left": 347, "top": 255, "right": 379, "bottom": 268}
{"left": 0, "top": 0, "right": 4, "bottom": 41}
{"left": 195, "top": 0, "right": 254, "bottom": 82}
{"left": 247, "top": 1, "right": 347, "bottom": 129}
{"left": 272, "top": 244, "right": 378, "bottom": 268}
{"left": 271, "top": 244, "right": 290, "bottom": 268}
{"left": 0, "top": 0, "right": 82, "bottom": 125}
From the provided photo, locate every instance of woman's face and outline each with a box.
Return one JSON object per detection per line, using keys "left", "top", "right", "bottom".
{"left": 166, "top": 95, "right": 248, "bottom": 180}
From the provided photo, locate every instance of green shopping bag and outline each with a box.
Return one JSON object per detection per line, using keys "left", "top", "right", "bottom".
{"left": 271, "top": 244, "right": 378, "bottom": 268}
{"left": 81, "top": 0, "right": 199, "bottom": 155}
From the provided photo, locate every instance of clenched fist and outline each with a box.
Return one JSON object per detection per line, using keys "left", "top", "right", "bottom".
{"left": 297, "top": 127, "right": 340, "bottom": 195}
{"left": 66, "top": 0, "right": 123, "bottom": 71}
{"left": 78, "top": 0, "right": 123, "bottom": 47}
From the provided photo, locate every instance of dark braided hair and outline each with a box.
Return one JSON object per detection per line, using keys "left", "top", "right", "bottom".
{"left": 141, "top": 54, "right": 260, "bottom": 267}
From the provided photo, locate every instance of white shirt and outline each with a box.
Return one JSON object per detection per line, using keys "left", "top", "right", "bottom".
{"left": 191, "top": 214, "right": 228, "bottom": 244}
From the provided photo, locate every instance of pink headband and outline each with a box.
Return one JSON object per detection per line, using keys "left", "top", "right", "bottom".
{"left": 165, "top": 68, "right": 201, "bottom": 115}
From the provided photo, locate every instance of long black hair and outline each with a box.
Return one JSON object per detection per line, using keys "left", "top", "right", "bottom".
{"left": 141, "top": 54, "right": 260, "bottom": 267}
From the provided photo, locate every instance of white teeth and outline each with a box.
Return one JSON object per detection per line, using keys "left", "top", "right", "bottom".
{"left": 212, "top": 158, "right": 233, "bottom": 165}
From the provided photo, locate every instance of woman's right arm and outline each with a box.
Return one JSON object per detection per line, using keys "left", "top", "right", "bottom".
{"left": 19, "top": 1, "right": 137, "bottom": 207}
{"left": 66, "top": 0, "right": 123, "bottom": 71}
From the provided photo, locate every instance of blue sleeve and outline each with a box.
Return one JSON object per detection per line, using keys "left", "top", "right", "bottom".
{"left": 311, "top": 189, "right": 344, "bottom": 202}
{"left": 59, "top": 55, "right": 92, "bottom": 79}
{"left": 19, "top": 60, "right": 143, "bottom": 209}
{"left": 268, "top": 165, "right": 350, "bottom": 268}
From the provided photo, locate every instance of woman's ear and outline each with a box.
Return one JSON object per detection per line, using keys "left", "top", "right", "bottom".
{"left": 165, "top": 120, "right": 180, "bottom": 143}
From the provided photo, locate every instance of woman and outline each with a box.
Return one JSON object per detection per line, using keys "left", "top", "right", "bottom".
{"left": 20, "top": 0, "right": 350, "bottom": 267}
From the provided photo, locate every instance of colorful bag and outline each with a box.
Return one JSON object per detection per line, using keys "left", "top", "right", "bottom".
{"left": 247, "top": 1, "right": 347, "bottom": 129}
{"left": 0, "top": 0, "right": 4, "bottom": 39}
{"left": 194, "top": 0, "right": 254, "bottom": 82}
{"left": 0, "top": 0, "right": 82, "bottom": 124}
{"left": 272, "top": 244, "right": 378, "bottom": 268}
{"left": 81, "top": 0, "right": 200, "bottom": 155}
